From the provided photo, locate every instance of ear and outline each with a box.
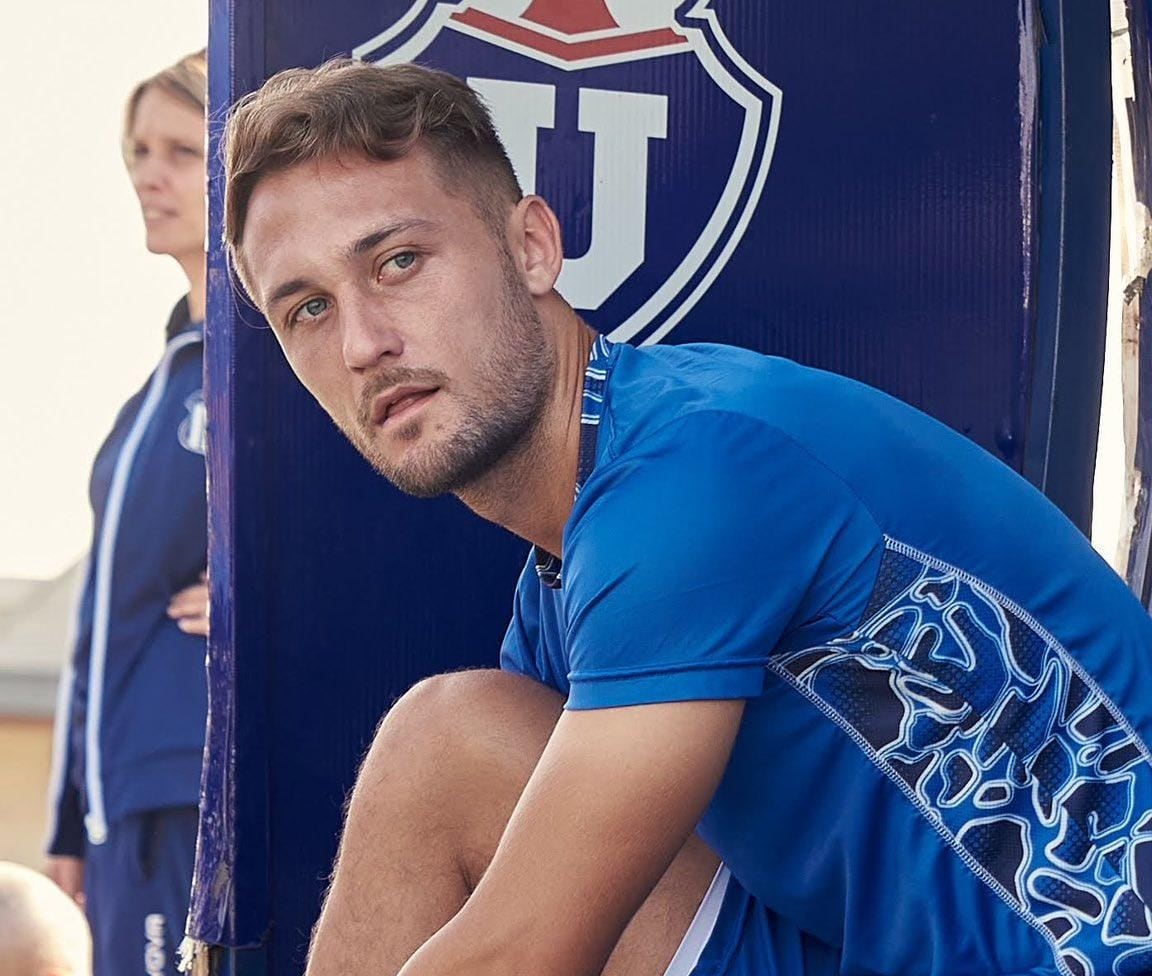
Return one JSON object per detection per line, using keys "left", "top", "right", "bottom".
{"left": 512, "top": 195, "right": 564, "bottom": 297}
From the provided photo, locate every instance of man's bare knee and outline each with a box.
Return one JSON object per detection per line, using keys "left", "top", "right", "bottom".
{"left": 354, "top": 671, "right": 559, "bottom": 834}
{"left": 367, "top": 670, "right": 562, "bottom": 768}
{"left": 345, "top": 670, "right": 563, "bottom": 888}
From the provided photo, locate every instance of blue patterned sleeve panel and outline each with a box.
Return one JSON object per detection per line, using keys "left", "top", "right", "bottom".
{"left": 770, "top": 538, "right": 1152, "bottom": 976}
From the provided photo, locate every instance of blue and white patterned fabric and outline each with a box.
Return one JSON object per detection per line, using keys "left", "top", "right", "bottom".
{"left": 533, "top": 333, "right": 613, "bottom": 589}
{"left": 501, "top": 338, "right": 1152, "bottom": 975}
{"left": 774, "top": 540, "right": 1152, "bottom": 976}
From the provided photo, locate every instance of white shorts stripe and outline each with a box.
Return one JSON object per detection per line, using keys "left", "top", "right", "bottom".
{"left": 663, "top": 865, "right": 731, "bottom": 976}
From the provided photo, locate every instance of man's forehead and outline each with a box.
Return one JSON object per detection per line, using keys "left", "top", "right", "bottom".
{"left": 248, "top": 152, "right": 461, "bottom": 245}
{"left": 274, "top": 148, "right": 446, "bottom": 199}
{"left": 253, "top": 157, "right": 388, "bottom": 221}
{"left": 243, "top": 156, "right": 458, "bottom": 307}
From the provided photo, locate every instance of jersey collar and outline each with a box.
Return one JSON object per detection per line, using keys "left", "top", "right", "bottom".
{"left": 534, "top": 333, "right": 616, "bottom": 589}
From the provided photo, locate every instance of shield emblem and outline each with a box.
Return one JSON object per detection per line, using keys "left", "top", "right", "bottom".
{"left": 354, "top": 0, "right": 781, "bottom": 344}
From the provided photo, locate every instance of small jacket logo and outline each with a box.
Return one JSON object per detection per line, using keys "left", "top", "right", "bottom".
{"left": 355, "top": 0, "right": 781, "bottom": 345}
{"left": 144, "top": 913, "right": 166, "bottom": 976}
{"left": 179, "top": 391, "right": 207, "bottom": 456}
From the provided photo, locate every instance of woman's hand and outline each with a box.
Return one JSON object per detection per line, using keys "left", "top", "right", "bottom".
{"left": 168, "top": 572, "right": 210, "bottom": 637}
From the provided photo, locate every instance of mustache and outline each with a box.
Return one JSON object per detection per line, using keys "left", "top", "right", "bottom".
{"left": 357, "top": 367, "right": 450, "bottom": 428}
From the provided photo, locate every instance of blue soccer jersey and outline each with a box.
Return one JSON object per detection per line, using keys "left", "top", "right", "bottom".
{"left": 500, "top": 336, "right": 1152, "bottom": 976}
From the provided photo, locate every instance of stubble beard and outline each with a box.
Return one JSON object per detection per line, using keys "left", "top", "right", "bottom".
{"left": 344, "top": 259, "right": 556, "bottom": 499}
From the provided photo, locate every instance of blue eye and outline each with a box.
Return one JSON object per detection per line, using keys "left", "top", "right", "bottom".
{"left": 290, "top": 297, "right": 329, "bottom": 326}
{"left": 376, "top": 251, "right": 420, "bottom": 285}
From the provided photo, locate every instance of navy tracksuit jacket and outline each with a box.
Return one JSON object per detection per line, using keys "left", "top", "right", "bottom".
{"left": 48, "top": 299, "right": 208, "bottom": 855}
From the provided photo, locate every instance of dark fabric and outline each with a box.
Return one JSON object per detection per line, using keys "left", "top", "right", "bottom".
{"left": 164, "top": 295, "right": 192, "bottom": 340}
{"left": 47, "top": 779, "right": 86, "bottom": 858}
{"left": 48, "top": 297, "right": 207, "bottom": 854}
{"left": 691, "top": 871, "right": 840, "bottom": 976}
{"left": 85, "top": 807, "right": 199, "bottom": 976}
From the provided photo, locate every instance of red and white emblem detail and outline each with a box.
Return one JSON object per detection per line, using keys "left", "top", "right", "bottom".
{"left": 448, "top": 0, "right": 689, "bottom": 68}
{"left": 357, "top": 1, "right": 692, "bottom": 70}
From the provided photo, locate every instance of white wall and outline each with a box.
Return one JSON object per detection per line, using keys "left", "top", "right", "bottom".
{"left": 1091, "top": 7, "right": 1147, "bottom": 576}
{"left": 0, "top": 1, "right": 208, "bottom": 580}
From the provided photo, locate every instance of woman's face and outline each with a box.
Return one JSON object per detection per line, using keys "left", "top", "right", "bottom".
{"left": 126, "top": 86, "right": 206, "bottom": 262}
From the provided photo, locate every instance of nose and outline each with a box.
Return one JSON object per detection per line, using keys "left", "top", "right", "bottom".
{"left": 341, "top": 293, "right": 404, "bottom": 371}
{"left": 130, "top": 154, "right": 166, "bottom": 195}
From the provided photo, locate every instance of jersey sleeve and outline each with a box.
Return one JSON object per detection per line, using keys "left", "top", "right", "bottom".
{"left": 561, "top": 411, "right": 882, "bottom": 710}
{"left": 499, "top": 555, "right": 546, "bottom": 683}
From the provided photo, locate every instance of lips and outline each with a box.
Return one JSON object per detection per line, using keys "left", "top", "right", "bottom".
{"left": 371, "top": 386, "right": 439, "bottom": 426}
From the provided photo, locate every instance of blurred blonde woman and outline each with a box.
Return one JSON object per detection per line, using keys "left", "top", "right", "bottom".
{"left": 44, "top": 50, "right": 209, "bottom": 976}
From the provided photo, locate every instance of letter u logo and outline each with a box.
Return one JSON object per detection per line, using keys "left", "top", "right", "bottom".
{"left": 470, "top": 77, "right": 669, "bottom": 311}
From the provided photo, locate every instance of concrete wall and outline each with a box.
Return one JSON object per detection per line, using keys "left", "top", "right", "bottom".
{"left": 0, "top": 568, "right": 78, "bottom": 867}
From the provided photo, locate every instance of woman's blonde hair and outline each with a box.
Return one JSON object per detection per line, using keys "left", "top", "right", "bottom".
{"left": 122, "top": 48, "right": 207, "bottom": 155}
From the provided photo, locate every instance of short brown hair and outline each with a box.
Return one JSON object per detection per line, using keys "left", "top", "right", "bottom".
{"left": 123, "top": 49, "right": 207, "bottom": 158}
{"left": 223, "top": 60, "right": 522, "bottom": 260}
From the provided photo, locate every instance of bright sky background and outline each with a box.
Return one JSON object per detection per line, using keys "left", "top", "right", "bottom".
{"left": 0, "top": 2, "right": 207, "bottom": 580}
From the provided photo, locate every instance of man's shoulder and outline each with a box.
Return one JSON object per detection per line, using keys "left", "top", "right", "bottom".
{"left": 607, "top": 342, "right": 794, "bottom": 436}
{"left": 600, "top": 341, "right": 914, "bottom": 475}
{"left": 608, "top": 341, "right": 821, "bottom": 416}
{"left": 570, "top": 347, "right": 882, "bottom": 564}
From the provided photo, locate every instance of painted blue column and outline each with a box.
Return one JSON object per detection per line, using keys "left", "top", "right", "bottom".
{"left": 1022, "top": 0, "right": 1112, "bottom": 535}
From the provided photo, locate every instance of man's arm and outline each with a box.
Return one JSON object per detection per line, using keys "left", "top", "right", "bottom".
{"left": 397, "top": 697, "right": 744, "bottom": 976}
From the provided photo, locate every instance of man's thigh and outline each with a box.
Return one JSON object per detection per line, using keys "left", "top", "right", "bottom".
{"left": 606, "top": 832, "right": 720, "bottom": 975}
{"left": 664, "top": 866, "right": 842, "bottom": 976}
{"left": 347, "top": 669, "right": 718, "bottom": 975}
{"left": 339, "top": 669, "right": 838, "bottom": 975}
{"left": 464, "top": 673, "right": 842, "bottom": 976}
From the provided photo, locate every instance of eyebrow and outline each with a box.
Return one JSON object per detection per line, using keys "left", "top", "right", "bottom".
{"left": 346, "top": 218, "right": 438, "bottom": 259}
{"left": 265, "top": 276, "right": 316, "bottom": 311}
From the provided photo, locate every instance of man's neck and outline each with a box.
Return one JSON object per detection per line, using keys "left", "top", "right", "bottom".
{"left": 457, "top": 304, "right": 596, "bottom": 557}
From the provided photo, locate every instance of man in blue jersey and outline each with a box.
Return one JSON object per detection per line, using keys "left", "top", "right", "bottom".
{"left": 223, "top": 60, "right": 1152, "bottom": 976}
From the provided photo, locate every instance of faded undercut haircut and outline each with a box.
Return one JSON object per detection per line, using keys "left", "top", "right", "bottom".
{"left": 223, "top": 59, "right": 523, "bottom": 288}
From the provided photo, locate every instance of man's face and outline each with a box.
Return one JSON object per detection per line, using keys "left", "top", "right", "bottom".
{"left": 241, "top": 149, "right": 555, "bottom": 497}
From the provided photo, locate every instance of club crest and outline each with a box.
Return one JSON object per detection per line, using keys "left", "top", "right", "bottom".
{"left": 354, "top": 0, "right": 781, "bottom": 344}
